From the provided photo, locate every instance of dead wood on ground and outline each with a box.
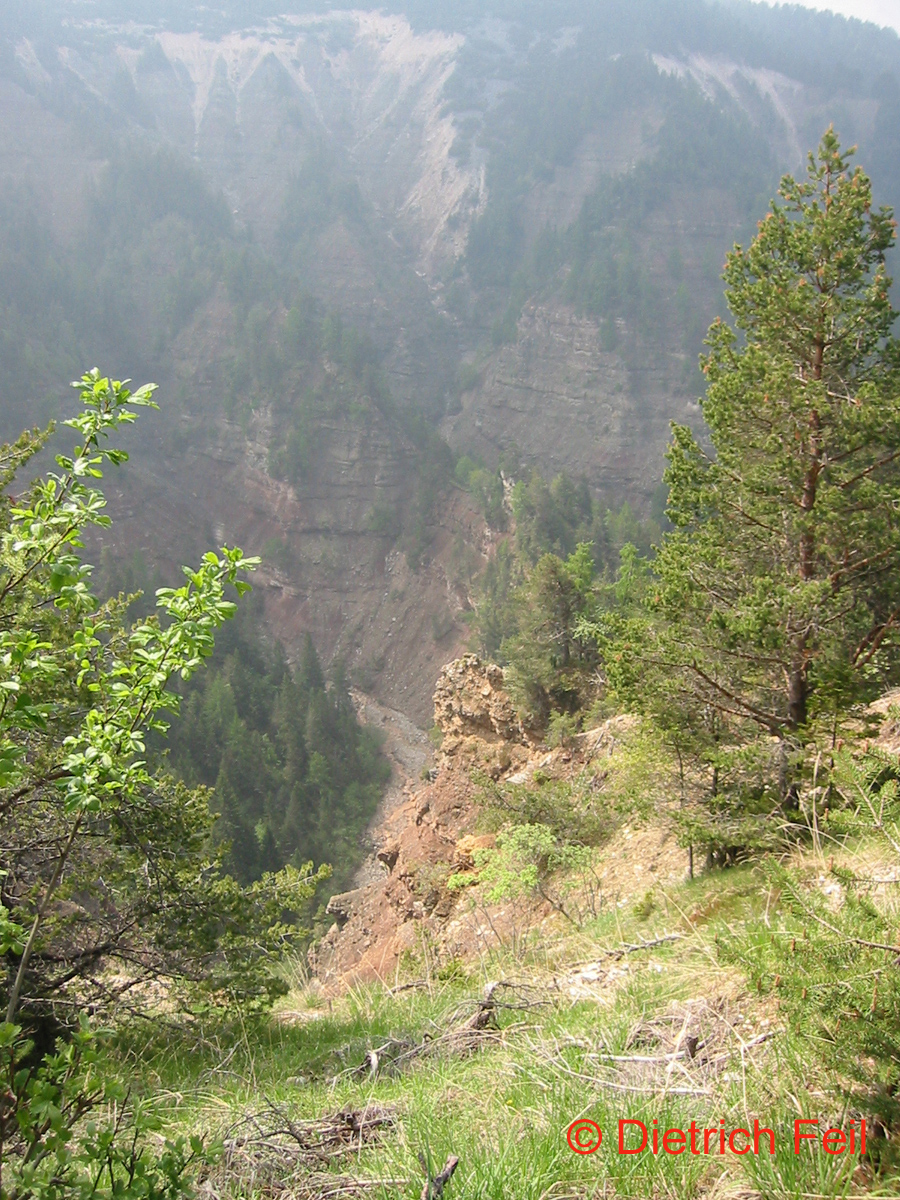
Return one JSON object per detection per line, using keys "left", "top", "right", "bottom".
{"left": 419, "top": 1153, "right": 459, "bottom": 1200}
{"left": 346, "top": 980, "right": 545, "bottom": 1080}
{"left": 199, "top": 1102, "right": 399, "bottom": 1198}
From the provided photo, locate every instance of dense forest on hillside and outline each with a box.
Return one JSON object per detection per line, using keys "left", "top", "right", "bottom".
{"left": 4, "top": 0, "right": 900, "bottom": 1194}
{"left": 457, "top": 57, "right": 777, "bottom": 385}
{"left": 3, "top": 0, "right": 898, "bottom": 423}
{"left": 164, "top": 612, "right": 389, "bottom": 890}
{"left": 0, "top": 148, "right": 230, "bottom": 430}
{"left": 6, "top": 125, "right": 900, "bottom": 1198}
{"left": 101, "top": 554, "right": 390, "bottom": 891}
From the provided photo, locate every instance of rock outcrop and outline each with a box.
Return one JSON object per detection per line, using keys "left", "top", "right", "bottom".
{"left": 310, "top": 656, "right": 523, "bottom": 987}
{"left": 310, "top": 657, "right": 682, "bottom": 991}
{"left": 433, "top": 656, "right": 525, "bottom": 743}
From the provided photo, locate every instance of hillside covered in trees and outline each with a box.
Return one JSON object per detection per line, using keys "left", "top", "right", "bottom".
{"left": 1, "top": 0, "right": 899, "bottom": 717}
{"left": 4, "top": 3, "right": 900, "bottom": 1195}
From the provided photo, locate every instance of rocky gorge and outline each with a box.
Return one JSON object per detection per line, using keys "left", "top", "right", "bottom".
{"left": 1, "top": 0, "right": 899, "bottom": 723}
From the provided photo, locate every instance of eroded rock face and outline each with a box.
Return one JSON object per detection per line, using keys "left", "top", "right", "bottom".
{"left": 94, "top": 398, "right": 486, "bottom": 725}
{"left": 306, "top": 652, "right": 696, "bottom": 992}
{"left": 433, "top": 655, "right": 527, "bottom": 747}
{"left": 325, "top": 888, "right": 367, "bottom": 924}
{"left": 309, "top": 657, "right": 517, "bottom": 988}
{"left": 309, "top": 658, "right": 535, "bottom": 989}
{"left": 432, "top": 655, "right": 534, "bottom": 779}
{"left": 440, "top": 296, "right": 701, "bottom": 511}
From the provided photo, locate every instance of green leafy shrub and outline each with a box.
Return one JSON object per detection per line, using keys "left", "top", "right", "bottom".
{"left": 545, "top": 710, "right": 581, "bottom": 749}
{"left": 0, "top": 371, "right": 338, "bottom": 1197}
{"left": 0, "top": 1018, "right": 206, "bottom": 1199}
{"left": 475, "top": 770, "right": 613, "bottom": 846}
{"left": 0, "top": 375, "right": 332, "bottom": 1024}
{"left": 448, "top": 822, "right": 604, "bottom": 927}
{"left": 449, "top": 823, "right": 586, "bottom": 898}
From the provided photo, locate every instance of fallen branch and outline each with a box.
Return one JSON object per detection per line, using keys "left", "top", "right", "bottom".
{"left": 569, "top": 933, "right": 684, "bottom": 972}
{"left": 596, "top": 1051, "right": 698, "bottom": 1064}
{"left": 528, "top": 1039, "right": 712, "bottom": 1097}
{"left": 219, "top": 1102, "right": 396, "bottom": 1165}
{"left": 595, "top": 1032, "right": 775, "bottom": 1067}
{"left": 344, "top": 982, "right": 538, "bottom": 1081}
{"left": 200, "top": 1171, "right": 408, "bottom": 1200}
{"left": 420, "top": 1155, "right": 459, "bottom": 1200}
{"left": 611, "top": 933, "right": 685, "bottom": 956}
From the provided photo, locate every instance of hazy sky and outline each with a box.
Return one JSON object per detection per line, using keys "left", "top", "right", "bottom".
{"left": 778, "top": 0, "right": 900, "bottom": 34}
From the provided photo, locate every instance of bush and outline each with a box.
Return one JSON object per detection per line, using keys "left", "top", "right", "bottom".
{"left": 0, "top": 371, "right": 330, "bottom": 1196}
{"left": 475, "top": 770, "right": 613, "bottom": 846}
{"left": 0, "top": 1019, "right": 205, "bottom": 1199}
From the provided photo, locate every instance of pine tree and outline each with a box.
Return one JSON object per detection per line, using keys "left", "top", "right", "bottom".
{"left": 650, "top": 130, "right": 900, "bottom": 740}
{"left": 297, "top": 631, "right": 325, "bottom": 692}
{"left": 585, "top": 131, "right": 900, "bottom": 845}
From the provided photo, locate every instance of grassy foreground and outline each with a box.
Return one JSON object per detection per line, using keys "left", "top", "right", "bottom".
{"left": 101, "top": 851, "right": 900, "bottom": 1200}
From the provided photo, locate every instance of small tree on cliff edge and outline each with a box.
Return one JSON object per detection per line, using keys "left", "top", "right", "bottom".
{"left": 597, "top": 130, "right": 900, "bottom": 818}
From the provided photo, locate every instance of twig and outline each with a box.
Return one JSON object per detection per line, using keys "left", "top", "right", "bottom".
{"left": 618, "top": 933, "right": 684, "bottom": 953}
{"left": 803, "top": 903, "right": 900, "bottom": 955}
{"left": 596, "top": 1051, "right": 697, "bottom": 1064}
{"left": 572, "top": 933, "right": 684, "bottom": 970}
{"left": 6, "top": 814, "right": 83, "bottom": 1024}
{"left": 703, "top": 1029, "right": 778, "bottom": 1067}
{"left": 421, "top": 1155, "right": 459, "bottom": 1200}
{"left": 528, "top": 1040, "right": 711, "bottom": 1097}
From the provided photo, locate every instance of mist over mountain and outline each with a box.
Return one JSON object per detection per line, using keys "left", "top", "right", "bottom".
{"left": 7, "top": 9, "right": 900, "bottom": 1185}
{"left": 1, "top": 0, "right": 898, "bottom": 726}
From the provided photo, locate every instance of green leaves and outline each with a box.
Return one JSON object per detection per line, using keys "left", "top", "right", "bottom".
{"left": 0, "top": 371, "right": 313, "bottom": 1023}
{"left": 653, "top": 131, "right": 900, "bottom": 731}
{"left": 722, "top": 751, "right": 900, "bottom": 1133}
{"left": 0, "top": 376, "right": 258, "bottom": 817}
{"left": 0, "top": 900, "right": 25, "bottom": 956}
{"left": 0, "top": 371, "right": 311, "bottom": 1193}
{"left": 51, "top": 545, "right": 258, "bottom": 818}
{"left": 579, "top": 130, "right": 900, "bottom": 853}
{"left": 723, "top": 129, "right": 895, "bottom": 375}
{"left": 0, "top": 1018, "right": 206, "bottom": 1199}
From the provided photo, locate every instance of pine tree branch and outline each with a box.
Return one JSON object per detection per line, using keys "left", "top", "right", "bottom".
{"left": 838, "top": 446, "right": 900, "bottom": 490}
{"left": 684, "top": 662, "right": 786, "bottom": 732}
{"left": 852, "top": 606, "right": 900, "bottom": 668}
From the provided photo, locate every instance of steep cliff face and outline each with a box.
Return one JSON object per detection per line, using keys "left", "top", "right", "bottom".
{"left": 1, "top": 13, "right": 489, "bottom": 724}
{"left": 4, "top": 13, "right": 476, "bottom": 426}
{"left": 40, "top": 13, "right": 485, "bottom": 299}
{"left": 138, "top": 13, "right": 485, "bottom": 277}
{"left": 443, "top": 300, "right": 694, "bottom": 507}
{"left": 2, "top": 2, "right": 899, "bottom": 724}
{"left": 94, "top": 383, "right": 490, "bottom": 723}
{"left": 440, "top": 175, "right": 743, "bottom": 504}
{"left": 311, "top": 655, "right": 683, "bottom": 990}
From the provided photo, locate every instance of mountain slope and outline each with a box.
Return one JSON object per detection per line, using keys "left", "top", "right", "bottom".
{"left": 0, "top": 0, "right": 898, "bottom": 719}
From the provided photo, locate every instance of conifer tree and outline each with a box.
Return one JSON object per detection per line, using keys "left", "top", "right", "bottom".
{"left": 651, "top": 130, "right": 900, "bottom": 734}
{"left": 587, "top": 131, "right": 900, "bottom": 836}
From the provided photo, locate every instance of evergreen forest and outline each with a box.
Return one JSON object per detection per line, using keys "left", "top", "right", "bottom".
{"left": 3, "top": 1, "right": 900, "bottom": 1198}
